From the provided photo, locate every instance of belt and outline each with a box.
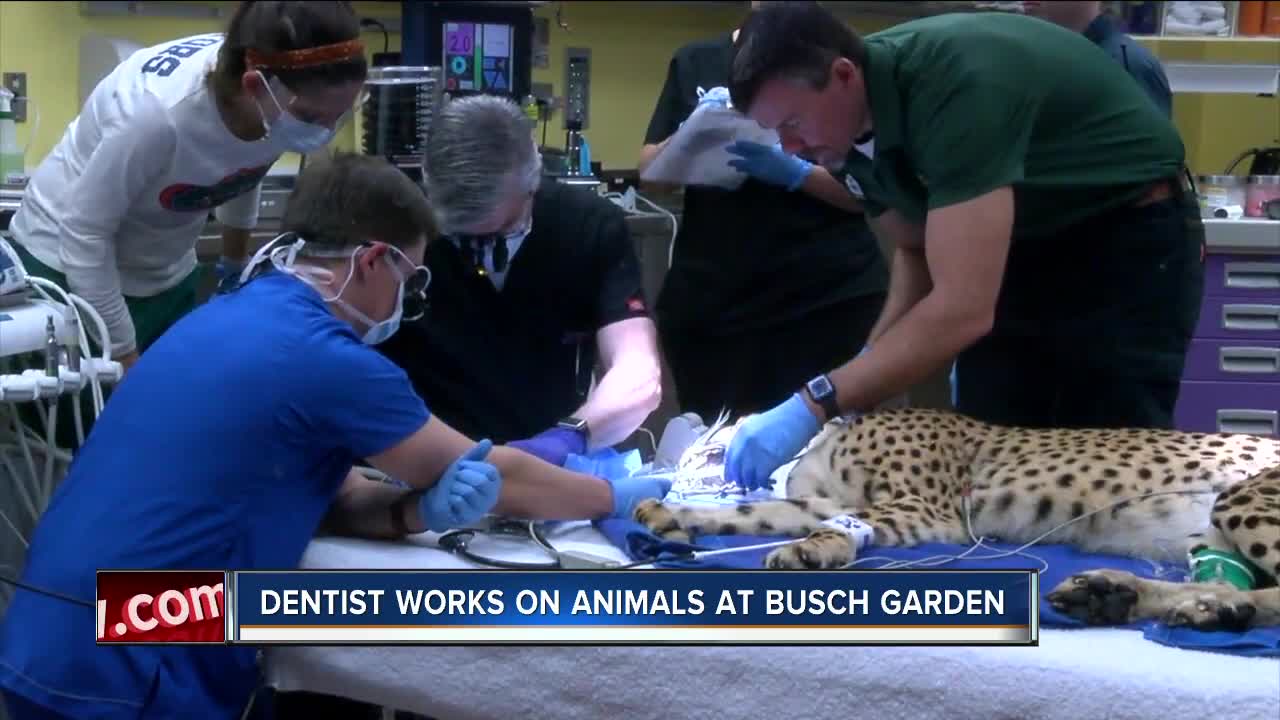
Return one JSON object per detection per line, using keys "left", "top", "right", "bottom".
{"left": 1131, "top": 170, "right": 1195, "bottom": 207}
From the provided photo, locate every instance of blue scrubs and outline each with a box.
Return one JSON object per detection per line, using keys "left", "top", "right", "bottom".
{"left": 0, "top": 271, "right": 430, "bottom": 719}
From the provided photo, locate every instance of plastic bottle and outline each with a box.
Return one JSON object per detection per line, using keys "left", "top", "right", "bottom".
{"left": 578, "top": 134, "right": 592, "bottom": 177}
{"left": 0, "top": 87, "right": 23, "bottom": 184}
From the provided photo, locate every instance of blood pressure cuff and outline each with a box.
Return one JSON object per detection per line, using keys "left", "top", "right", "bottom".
{"left": 506, "top": 427, "right": 588, "bottom": 467}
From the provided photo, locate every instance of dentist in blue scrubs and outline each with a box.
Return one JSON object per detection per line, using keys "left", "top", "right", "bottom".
{"left": 0, "top": 153, "right": 668, "bottom": 720}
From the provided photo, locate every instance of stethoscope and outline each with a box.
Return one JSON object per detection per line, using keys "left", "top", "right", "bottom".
{"left": 436, "top": 519, "right": 564, "bottom": 570}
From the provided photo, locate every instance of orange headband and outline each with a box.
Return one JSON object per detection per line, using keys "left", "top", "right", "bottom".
{"left": 245, "top": 39, "right": 365, "bottom": 71}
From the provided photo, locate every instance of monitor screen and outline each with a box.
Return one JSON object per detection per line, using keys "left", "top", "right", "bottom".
{"left": 442, "top": 22, "right": 515, "bottom": 94}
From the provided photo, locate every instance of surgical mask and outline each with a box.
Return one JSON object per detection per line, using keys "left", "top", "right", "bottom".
{"left": 253, "top": 72, "right": 338, "bottom": 154}
{"left": 242, "top": 233, "right": 432, "bottom": 344}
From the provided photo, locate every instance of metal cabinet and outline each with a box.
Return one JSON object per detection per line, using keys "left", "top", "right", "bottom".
{"left": 1174, "top": 224, "right": 1280, "bottom": 437}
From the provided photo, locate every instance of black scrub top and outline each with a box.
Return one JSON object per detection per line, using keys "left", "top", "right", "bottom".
{"left": 377, "top": 181, "right": 651, "bottom": 443}
{"left": 643, "top": 33, "right": 888, "bottom": 338}
{"left": 1083, "top": 13, "right": 1173, "bottom": 118}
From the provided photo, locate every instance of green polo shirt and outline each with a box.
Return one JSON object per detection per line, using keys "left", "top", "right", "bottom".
{"left": 842, "top": 12, "right": 1185, "bottom": 239}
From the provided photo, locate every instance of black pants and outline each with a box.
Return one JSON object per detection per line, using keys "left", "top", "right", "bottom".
{"left": 660, "top": 294, "right": 886, "bottom": 421}
{"left": 954, "top": 183, "right": 1205, "bottom": 430}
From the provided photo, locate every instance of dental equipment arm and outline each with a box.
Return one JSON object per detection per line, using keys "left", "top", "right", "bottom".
{"left": 573, "top": 317, "right": 663, "bottom": 449}
{"left": 806, "top": 189, "right": 1012, "bottom": 418}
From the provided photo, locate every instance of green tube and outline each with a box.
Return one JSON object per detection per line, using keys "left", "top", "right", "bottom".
{"left": 1188, "top": 548, "right": 1258, "bottom": 591}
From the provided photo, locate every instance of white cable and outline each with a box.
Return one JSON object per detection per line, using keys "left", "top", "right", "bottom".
{"left": 605, "top": 189, "right": 679, "bottom": 269}
{"left": 42, "top": 401, "right": 57, "bottom": 500}
{"left": 845, "top": 488, "right": 1217, "bottom": 572}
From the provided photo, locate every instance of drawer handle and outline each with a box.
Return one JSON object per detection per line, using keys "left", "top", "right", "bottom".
{"left": 1222, "top": 304, "right": 1280, "bottom": 331}
{"left": 1219, "top": 347, "right": 1280, "bottom": 374}
{"left": 1217, "top": 410, "right": 1278, "bottom": 436}
{"left": 1224, "top": 262, "right": 1280, "bottom": 290}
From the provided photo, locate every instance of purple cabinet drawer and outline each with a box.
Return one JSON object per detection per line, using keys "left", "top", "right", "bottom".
{"left": 1194, "top": 295, "right": 1280, "bottom": 341}
{"left": 1183, "top": 339, "right": 1280, "bottom": 382}
{"left": 1205, "top": 254, "right": 1280, "bottom": 298}
{"left": 1174, "top": 381, "right": 1280, "bottom": 436}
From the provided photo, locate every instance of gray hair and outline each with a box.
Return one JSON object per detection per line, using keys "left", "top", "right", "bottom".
{"left": 422, "top": 94, "right": 542, "bottom": 233}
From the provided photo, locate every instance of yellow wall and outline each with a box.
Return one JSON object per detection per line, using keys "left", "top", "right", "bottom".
{"left": 0, "top": 1, "right": 1275, "bottom": 175}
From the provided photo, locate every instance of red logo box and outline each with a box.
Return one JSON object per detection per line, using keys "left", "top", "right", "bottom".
{"left": 96, "top": 570, "right": 227, "bottom": 644}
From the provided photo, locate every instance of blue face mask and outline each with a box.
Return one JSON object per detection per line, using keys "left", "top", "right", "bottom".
{"left": 254, "top": 72, "right": 340, "bottom": 154}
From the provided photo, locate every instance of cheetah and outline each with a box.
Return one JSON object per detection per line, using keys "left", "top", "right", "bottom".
{"left": 634, "top": 407, "right": 1280, "bottom": 631}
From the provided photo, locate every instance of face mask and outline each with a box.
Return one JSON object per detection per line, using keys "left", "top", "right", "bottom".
{"left": 254, "top": 72, "right": 338, "bottom": 154}
{"left": 245, "top": 233, "right": 432, "bottom": 345}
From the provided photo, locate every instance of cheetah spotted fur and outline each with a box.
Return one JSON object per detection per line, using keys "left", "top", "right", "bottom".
{"left": 634, "top": 407, "right": 1280, "bottom": 631}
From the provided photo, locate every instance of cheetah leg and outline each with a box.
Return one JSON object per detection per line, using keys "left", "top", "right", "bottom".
{"left": 1046, "top": 571, "right": 1280, "bottom": 630}
{"left": 764, "top": 499, "right": 970, "bottom": 570}
{"left": 632, "top": 497, "right": 849, "bottom": 545}
{"left": 1049, "top": 469, "right": 1280, "bottom": 631}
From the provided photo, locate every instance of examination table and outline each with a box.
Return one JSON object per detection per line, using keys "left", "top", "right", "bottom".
{"left": 265, "top": 523, "right": 1280, "bottom": 720}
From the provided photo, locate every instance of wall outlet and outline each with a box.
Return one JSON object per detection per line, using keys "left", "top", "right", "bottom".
{"left": 2, "top": 73, "right": 27, "bottom": 123}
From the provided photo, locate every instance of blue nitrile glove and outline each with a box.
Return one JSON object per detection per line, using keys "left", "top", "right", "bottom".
{"left": 606, "top": 474, "right": 673, "bottom": 519}
{"left": 724, "top": 393, "right": 821, "bottom": 492}
{"left": 213, "top": 257, "right": 244, "bottom": 295}
{"left": 419, "top": 439, "right": 503, "bottom": 532}
{"left": 725, "top": 141, "right": 813, "bottom": 191}
{"left": 696, "top": 86, "right": 731, "bottom": 109}
{"left": 507, "top": 427, "right": 587, "bottom": 467}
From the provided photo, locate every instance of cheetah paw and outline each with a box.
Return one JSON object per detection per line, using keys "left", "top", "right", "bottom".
{"left": 632, "top": 499, "right": 690, "bottom": 544}
{"left": 1164, "top": 591, "right": 1258, "bottom": 632}
{"left": 765, "top": 529, "right": 854, "bottom": 570}
{"left": 1046, "top": 569, "right": 1143, "bottom": 626}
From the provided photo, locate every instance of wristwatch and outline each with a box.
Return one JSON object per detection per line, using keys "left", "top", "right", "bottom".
{"left": 557, "top": 416, "right": 590, "bottom": 439}
{"left": 803, "top": 374, "right": 840, "bottom": 422}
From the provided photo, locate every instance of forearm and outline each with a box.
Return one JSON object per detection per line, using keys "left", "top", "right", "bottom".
{"left": 798, "top": 167, "right": 863, "bottom": 213}
{"left": 574, "top": 359, "right": 662, "bottom": 449}
{"left": 487, "top": 446, "right": 614, "bottom": 520}
{"left": 819, "top": 290, "right": 991, "bottom": 416}
{"left": 220, "top": 226, "right": 252, "bottom": 264}
{"left": 61, "top": 261, "right": 137, "bottom": 358}
{"left": 867, "top": 246, "right": 932, "bottom": 343}
{"left": 322, "top": 469, "right": 419, "bottom": 540}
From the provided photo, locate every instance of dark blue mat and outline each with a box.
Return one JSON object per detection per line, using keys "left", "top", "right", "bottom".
{"left": 596, "top": 517, "right": 1280, "bottom": 658}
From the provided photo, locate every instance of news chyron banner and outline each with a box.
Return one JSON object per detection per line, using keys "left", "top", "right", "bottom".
{"left": 97, "top": 569, "right": 1038, "bottom": 646}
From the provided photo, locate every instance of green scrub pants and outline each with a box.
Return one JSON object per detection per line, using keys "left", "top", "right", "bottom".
{"left": 953, "top": 178, "right": 1206, "bottom": 430}
{"left": 6, "top": 241, "right": 203, "bottom": 450}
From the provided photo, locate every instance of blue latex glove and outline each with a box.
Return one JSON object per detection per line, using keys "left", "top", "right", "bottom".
{"left": 724, "top": 394, "right": 821, "bottom": 492}
{"left": 213, "top": 257, "right": 244, "bottom": 295}
{"left": 725, "top": 140, "right": 814, "bottom": 191}
{"left": 419, "top": 439, "right": 503, "bottom": 532}
{"left": 696, "top": 86, "right": 731, "bottom": 109}
{"left": 606, "top": 474, "right": 673, "bottom": 518}
{"left": 507, "top": 427, "right": 587, "bottom": 467}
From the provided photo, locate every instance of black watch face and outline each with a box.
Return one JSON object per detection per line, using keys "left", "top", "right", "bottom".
{"left": 809, "top": 377, "right": 833, "bottom": 399}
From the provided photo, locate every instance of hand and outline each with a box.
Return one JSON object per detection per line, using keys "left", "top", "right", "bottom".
{"left": 506, "top": 427, "right": 587, "bottom": 467}
{"left": 696, "top": 86, "right": 731, "bottom": 109}
{"left": 606, "top": 474, "right": 673, "bottom": 519}
{"left": 213, "top": 257, "right": 245, "bottom": 295}
{"left": 419, "top": 439, "right": 503, "bottom": 532}
{"left": 725, "top": 140, "right": 813, "bottom": 191}
{"left": 725, "top": 394, "right": 821, "bottom": 492}
{"left": 115, "top": 351, "right": 139, "bottom": 373}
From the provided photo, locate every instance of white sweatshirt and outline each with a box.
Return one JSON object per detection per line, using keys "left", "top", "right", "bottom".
{"left": 10, "top": 33, "right": 290, "bottom": 357}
